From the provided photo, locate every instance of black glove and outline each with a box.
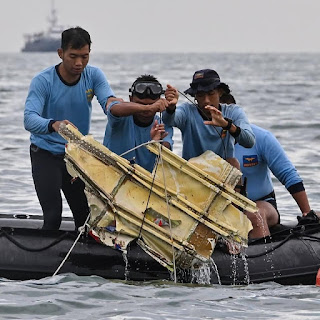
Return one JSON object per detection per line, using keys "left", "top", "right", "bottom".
{"left": 297, "top": 210, "right": 319, "bottom": 225}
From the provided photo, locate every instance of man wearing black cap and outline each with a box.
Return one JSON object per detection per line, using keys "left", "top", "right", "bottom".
{"left": 164, "top": 69, "right": 255, "bottom": 167}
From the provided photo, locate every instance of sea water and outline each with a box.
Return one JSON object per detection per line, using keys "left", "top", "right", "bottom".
{"left": 0, "top": 52, "right": 320, "bottom": 319}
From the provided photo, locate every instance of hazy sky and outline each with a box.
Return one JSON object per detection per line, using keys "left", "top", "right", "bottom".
{"left": 1, "top": 0, "right": 320, "bottom": 53}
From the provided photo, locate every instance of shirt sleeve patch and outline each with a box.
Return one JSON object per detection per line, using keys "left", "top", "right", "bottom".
{"left": 243, "top": 155, "right": 258, "bottom": 167}
{"left": 86, "top": 88, "right": 94, "bottom": 102}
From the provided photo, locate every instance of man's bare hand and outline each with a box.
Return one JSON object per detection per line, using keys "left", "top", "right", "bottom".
{"left": 203, "top": 106, "right": 228, "bottom": 127}
{"left": 165, "top": 84, "right": 179, "bottom": 108}
{"left": 150, "top": 98, "right": 169, "bottom": 113}
{"left": 150, "top": 120, "right": 168, "bottom": 141}
{"left": 53, "top": 120, "right": 76, "bottom": 132}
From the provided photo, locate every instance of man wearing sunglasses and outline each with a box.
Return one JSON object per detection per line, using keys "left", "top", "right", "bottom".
{"left": 103, "top": 75, "right": 176, "bottom": 172}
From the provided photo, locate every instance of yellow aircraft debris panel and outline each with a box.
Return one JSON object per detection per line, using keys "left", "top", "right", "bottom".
{"left": 59, "top": 124, "right": 255, "bottom": 271}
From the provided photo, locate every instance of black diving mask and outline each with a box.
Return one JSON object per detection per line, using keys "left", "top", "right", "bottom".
{"left": 129, "top": 82, "right": 164, "bottom": 99}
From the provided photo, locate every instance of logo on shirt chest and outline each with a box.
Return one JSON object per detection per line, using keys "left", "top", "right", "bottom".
{"left": 86, "top": 88, "right": 93, "bottom": 102}
{"left": 243, "top": 155, "right": 258, "bottom": 167}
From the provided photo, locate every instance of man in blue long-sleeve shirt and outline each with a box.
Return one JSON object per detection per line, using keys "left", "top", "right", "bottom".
{"left": 220, "top": 91, "right": 311, "bottom": 238}
{"left": 235, "top": 124, "right": 311, "bottom": 237}
{"left": 103, "top": 75, "right": 174, "bottom": 172}
{"left": 163, "top": 69, "right": 255, "bottom": 169}
{"left": 24, "top": 27, "right": 119, "bottom": 230}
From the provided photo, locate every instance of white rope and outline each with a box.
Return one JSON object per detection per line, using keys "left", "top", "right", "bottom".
{"left": 119, "top": 140, "right": 164, "bottom": 157}
{"left": 52, "top": 213, "right": 91, "bottom": 277}
{"left": 121, "top": 138, "right": 178, "bottom": 282}
{"left": 157, "top": 143, "right": 177, "bottom": 283}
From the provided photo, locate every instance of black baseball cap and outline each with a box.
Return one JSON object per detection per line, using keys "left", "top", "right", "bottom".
{"left": 184, "top": 69, "right": 221, "bottom": 97}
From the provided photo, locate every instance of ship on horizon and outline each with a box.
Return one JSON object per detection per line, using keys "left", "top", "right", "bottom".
{"left": 21, "top": 1, "right": 66, "bottom": 52}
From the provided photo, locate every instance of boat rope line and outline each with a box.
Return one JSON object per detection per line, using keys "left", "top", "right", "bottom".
{"left": 137, "top": 156, "right": 160, "bottom": 239}
{"left": 245, "top": 226, "right": 320, "bottom": 258}
{"left": 158, "top": 142, "right": 177, "bottom": 283}
{"left": 131, "top": 140, "right": 177, "bottom": 283}
{"left": 119, "top": 138, "right": 170, "bottom": 240}
{"left": 245, "top": 234, "right": 292, "bottom": 258}
{"left": 52, "top": 212, "right": 91, "bottom": 277}
{"left": 177, "top": 90, "right": 228, "bottom": 161}
{"left": 0, "top": 229, "right": 74, "bottom": 252}
{"left": 159, "top": 110, "right": 163, "bottom": 124}
{"left": 129, "top": 139, "right": 166, "bottom": 240}
{"left": 119, "top": 140, "right": 165, "bottom": 157}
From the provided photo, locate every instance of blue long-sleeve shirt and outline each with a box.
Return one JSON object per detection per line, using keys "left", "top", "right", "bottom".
{"left": 162, "top": 103, "right": 255, "bottom": 160}
{"left": 235, "top": 124, "right": 303, "bottom": 201}
{"left": 24, "top": 64, "right": 115, "bottom": 154}
{"left": 103, "top": 105, "right": 174, "bottom": 172}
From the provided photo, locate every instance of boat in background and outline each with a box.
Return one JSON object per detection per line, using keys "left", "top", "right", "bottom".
{"left": 21, "top": 0, "right": 65, "bottom": 52}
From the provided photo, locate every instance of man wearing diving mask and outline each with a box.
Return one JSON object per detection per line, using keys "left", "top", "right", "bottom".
{"left": 103, "top": 75, "right": 176, "bottom": 172}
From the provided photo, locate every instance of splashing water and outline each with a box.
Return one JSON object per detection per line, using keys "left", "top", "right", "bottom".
{"left": 190, "top": 262, "right": 212, "bottom": 285}
{"left": 254, "top": 210, "right": 269, "bottom": 238}
{"left": 209, "top": 258, "right": 221, "bottom": 285}
{"left": 122, "top": 250, "right": 130, "bottom": 281}
{"left": 240, "top": 252, "right": 250, "bottom": 285}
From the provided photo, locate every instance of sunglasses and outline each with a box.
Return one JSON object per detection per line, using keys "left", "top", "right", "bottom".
{"left": 129, "top": 82, "right": 164, "bottom": 99}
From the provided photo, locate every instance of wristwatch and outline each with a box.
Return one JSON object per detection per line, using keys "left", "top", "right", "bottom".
{"left": 222, "top": 118, "right": 232, "bottom": 130}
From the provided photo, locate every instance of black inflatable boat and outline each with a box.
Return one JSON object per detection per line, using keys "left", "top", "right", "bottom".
{"left": 1, "top": 213, "right": 320, "bottom": 285}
